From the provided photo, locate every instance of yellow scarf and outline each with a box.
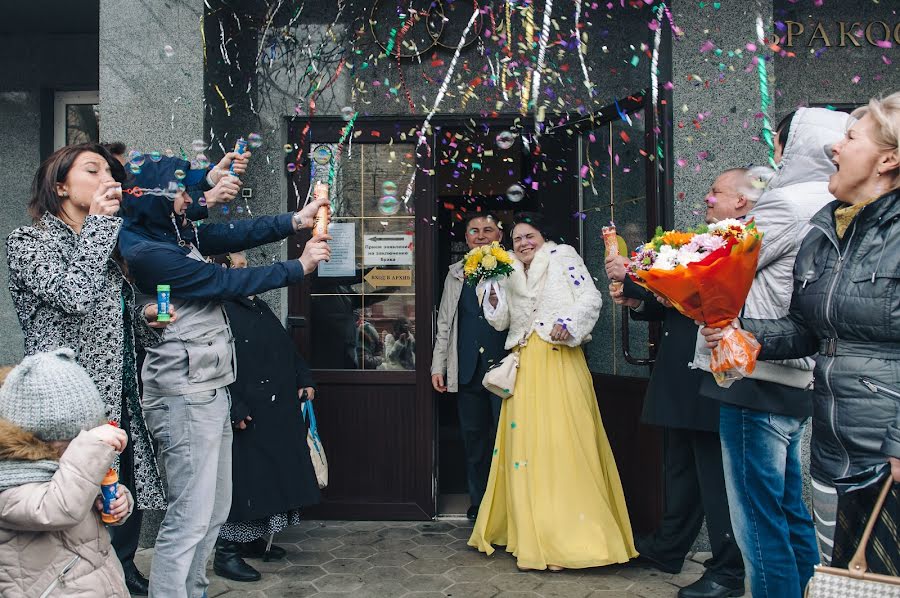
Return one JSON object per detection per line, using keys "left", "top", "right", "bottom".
{"left": 834, "top": 196, "right": 880, "bottom": 239}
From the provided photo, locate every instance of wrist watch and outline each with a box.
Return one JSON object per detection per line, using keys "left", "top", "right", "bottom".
{"left": 292, "top": 211, "right": 304, "bottom": 230}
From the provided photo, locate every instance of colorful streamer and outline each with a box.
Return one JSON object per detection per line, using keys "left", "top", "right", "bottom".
{"left": 755, "top": 15, "right": 777, "bottom": 168}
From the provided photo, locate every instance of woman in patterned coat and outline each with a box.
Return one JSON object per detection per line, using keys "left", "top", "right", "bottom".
{"left": 5, "top": 143, "right": 171, "bottom": 594}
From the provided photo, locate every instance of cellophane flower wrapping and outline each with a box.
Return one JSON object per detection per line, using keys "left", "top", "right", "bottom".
{"left": 628, "top": 220, "right": 764, "bottom": 388}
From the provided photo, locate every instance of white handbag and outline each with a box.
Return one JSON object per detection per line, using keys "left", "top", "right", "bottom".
{"left": 480, "top": 275, "right": 545, "bottom": 399}
{"left": 482, "top": 352, "right": 519, "bottom": 399}
{"left": 302, "top": 401, "right": 328, "bottom": 489}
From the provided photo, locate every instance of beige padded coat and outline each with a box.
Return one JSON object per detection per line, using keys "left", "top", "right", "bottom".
{"left": 0, "top": 429, "right": 133, "bottom": 597}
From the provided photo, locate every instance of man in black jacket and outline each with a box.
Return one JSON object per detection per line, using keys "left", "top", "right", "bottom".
{"left": 606, "top": 234, "right": 745, "bottom": 594}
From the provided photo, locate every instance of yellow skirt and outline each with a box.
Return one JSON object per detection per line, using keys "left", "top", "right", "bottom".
{"left": 468, "top": 335, "right": 638, "bottom": 570}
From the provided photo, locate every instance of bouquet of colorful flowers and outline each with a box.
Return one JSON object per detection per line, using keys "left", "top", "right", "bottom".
{"left": 628, "top": 219, "right": 764, "bottom": 387}
{"left": 463, "top": 241, "right": 515, "bottom": 286}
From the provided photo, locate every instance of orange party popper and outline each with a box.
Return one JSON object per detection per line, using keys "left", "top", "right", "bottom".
{"left": 313, "top": 182, "right": 330, "bottom": 236}
{"left": 603, "top": 224, "right": 623, "bottom": 292}
{"left": 100, "top": 468, "right": 119, "bottom": 524}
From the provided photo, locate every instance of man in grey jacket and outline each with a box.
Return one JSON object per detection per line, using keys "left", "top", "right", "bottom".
{"left": 431, "top": 213, "right": 507, "bottom": 520}
{"left": 694, "top": 107, "right": 851, "bottom": 598}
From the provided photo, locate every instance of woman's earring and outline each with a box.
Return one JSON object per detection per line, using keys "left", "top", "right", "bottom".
{"left": 60, "top": 191, "right": 69, "bottom": 197}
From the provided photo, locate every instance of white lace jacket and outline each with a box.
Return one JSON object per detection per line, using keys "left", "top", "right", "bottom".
{"left": 483, "top": 242, "right": 602, "bottom": 349}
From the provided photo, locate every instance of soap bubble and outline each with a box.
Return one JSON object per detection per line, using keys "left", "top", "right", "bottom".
{"left": 164, "top": 148, "right": 175, "bottom": 158}
{"left": 341, "top": 106, "right": 355, "bottom": 121}
{"left": 247, "top": 133, "right": 263, "bottom": 149}
{"left": 191, "top": 139, "right": 206, "bottom": 153}
{"left": 283, "top": 143, "right": 294, "bottom": 153}
{"left": 378, "top": 195, "right": 400, "bottom": 216}
{"left": 198, "top": 195, "right": 207, "bottom": 207}
{"left": 194, "top": 153, "right": 210, "bottom": 169}
{"left": 495, "top": 131, "right": 516, "bottom": 150}
{"left": 149, "top": 151, "right": 162, "bottom": 162}
{"left": 382, "top": 181, "right": 398, "bottom": 196}
{"left": 128, "top": 150, "right": 145, "bottom": 167}
{"left": 313, "top": 145, "right": 332, "bottom": 165}
{"left": 506, "top": 183, "right": 525, "bottom": 203}
{"left": 222, "top": 206, "right": 230, "bottom": 215}
{"left": 286, "top": 163, "right": 297, "bottom": 173}
{"left": 163, "top": 45, "right": 175, "bottom": 58}
{"left": 236, "top": 206, "right": 245, "bottom": 214}
{"left": 174, "top": 169, "right": 186, "bottom": 180}
{"left": 129, "top": 163, "right": 141, "bottom": 174}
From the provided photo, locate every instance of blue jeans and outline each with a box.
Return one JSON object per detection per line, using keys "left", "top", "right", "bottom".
{"left": 720, "top": 404, "right": 819, "bottom": 598}
{"left": 142, "top": 387, "right": 233, "bottom": 598}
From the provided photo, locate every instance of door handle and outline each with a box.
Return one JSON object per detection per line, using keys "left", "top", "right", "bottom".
{"left": 621, "top": 305, "right": 654, "bottom": 366}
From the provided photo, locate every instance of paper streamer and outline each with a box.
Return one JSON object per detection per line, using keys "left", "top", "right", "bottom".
{"left": 755, "top": 15, "right": 777, "bottom": 168}
{"left": 574, "top": 0, "right": 593, "bottom": 97}
{"left": 327, "top": 110, "right": 359, "bottom": 187}
{"left": 530, "top": 0, "right": 555, "bottom": 131}
{"left": 651, "top": 3, "right": 665, "bottom": 109}
{"left": 399, "top": 4, "right": 482, "bottom": 208}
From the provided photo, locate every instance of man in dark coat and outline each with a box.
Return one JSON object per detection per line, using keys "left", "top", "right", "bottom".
{"left": 607, "top": 259, "right": 744, "bottom": 597}
{"left": 213, "top": 251, "right": 321, "bottom": 582}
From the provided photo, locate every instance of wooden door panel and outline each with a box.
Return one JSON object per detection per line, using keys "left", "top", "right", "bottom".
{"left": 301, "top": 371, "right": 432, "bottom": 520}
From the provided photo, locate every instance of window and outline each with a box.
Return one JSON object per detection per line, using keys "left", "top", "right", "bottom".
{"left": 54, "top": 91, "right": 100, "bottom": 149}
{"left": 307, "top": 142, "right": 417, "bottom": 371}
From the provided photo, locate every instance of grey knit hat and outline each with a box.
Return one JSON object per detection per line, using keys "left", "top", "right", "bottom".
{"left": 0, "top": 348, "right": 106, "bottom": 442}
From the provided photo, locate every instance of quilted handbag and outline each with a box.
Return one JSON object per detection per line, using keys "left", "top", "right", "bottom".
{"left": 805, "top": 475, "right": 900, "bottom": 597}
{"left": 302, "top": 401, "right": 328, "bottom": 489}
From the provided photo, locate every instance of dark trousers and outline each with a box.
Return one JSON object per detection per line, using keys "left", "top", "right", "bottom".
{"left": 457, "top": 361, "right": 502, "bottom": 508}
{"left": 110, "top": 396, "right": 142, "bottom": 570}
{"left": 642, "top": 428, "right": 744, "bottom": 587}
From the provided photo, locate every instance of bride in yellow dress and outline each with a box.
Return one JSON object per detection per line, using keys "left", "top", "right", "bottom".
{"left": 468, "top": 212, "right": 637, "bottom": 571}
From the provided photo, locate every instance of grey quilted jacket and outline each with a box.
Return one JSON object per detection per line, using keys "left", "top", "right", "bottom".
{"left": 742, "top": 189, "right": 900, "bottom": 482}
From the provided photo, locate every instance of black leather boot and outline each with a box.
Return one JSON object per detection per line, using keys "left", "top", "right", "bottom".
{"left": 213, "top": 539, "right": 261, "bottom": 582}
{"left": 121, "top": 561, "right": 149, "bottom": 596}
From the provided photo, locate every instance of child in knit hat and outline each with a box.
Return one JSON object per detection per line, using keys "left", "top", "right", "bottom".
{"left": 0, "top": 348, "right": 135, "bottom": 597}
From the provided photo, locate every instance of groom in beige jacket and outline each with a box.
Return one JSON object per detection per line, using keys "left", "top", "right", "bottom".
{"left": 431, "top": 213, "right": 508, "bottom": 520}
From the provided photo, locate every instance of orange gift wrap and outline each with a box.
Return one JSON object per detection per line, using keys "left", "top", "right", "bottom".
{"left": 629, "top": 221, "right": 764, "bottom": 386}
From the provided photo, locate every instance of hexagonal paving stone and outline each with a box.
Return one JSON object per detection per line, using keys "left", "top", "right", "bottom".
{"left": 377, "top": 526, "right": 420, "bottom": 540}
{"left": 367, "top": 550, "right": 417, "bottom": 567}
{"left": 312, "top": 572, "right": 365, "bottom": 593}
{"left": 494, "top": 592, "right": 541, "bottom": 598}
{"left": 578, "top": 569, "right": 638, "bottom": 592}
{"left": 411, "top": 532, "right": 453, "bottom": 545}
{"left": 341, "top": 530, "right": 383, "bottom": 546}
{"left": 287, "top": 550, "right": 334, "bottom": 566}
{"left": 445, "top": 548, "right": 491, "bottom": 568}
{"left": 331, "top": 542, "right": 376, "bottom": 559}
{"left": 372, "top": 538, "right": 419, "bottom": 552}
{"left": 321, "top": 558, "right": 373, "bottom": 575}
{"left": 448, "top": 538, "right": 475, "bottom": 551}
{"left": 443, "top": 581, "right": 501, "bottom": 597}
{"left": 361, "top": 565, "right": 412, "bottom": 583}
{"left": 217, "top": 571, "right": 285, "bottom": 592}
{"left": 486, "top": 556, "right": 522, "bottom": 574}
{"left": 351, "top": 581, "right": 411, "bottom": 598}
{"left": 276, "top": 564, "right": 327, "bottom": 583}
{"left": 274, "top": 528, "right": 308, "bottom": 542}
{"left": 445, "top": 565, "right": 497, "bottom": 583}
{"left": 534, "top": 581, "right": 595, "bottom": 598}
{"left": 403, "top": 557, "right": 457, "bottom": 575}
{"left": 401, "top": 573, "right": 454, "bottom": 592}
{"left": 403, "top": 592, "right": 447, "bottom": 598}
{"left": 306, "top": 526, "right": 349, "bottom": 539}
{"left": 408, "top": 544, "right": 457, "bottom": 559}
{"left": 344, "top": 521, "right": 388, "bottom": 532}
{"left": 492, "top": 572, "right": 543, "bottom": 592}
{"left": 416, "top": 521, "right": 457, "bottom": 534}
{"left": 296, "top": 536, "right": 344, "bottom": 553}
{"left": 263, "top": 580, "right": 319, "bottom": 598}
{"left": 449, "top": 526, "right": 476, "bottom": 539}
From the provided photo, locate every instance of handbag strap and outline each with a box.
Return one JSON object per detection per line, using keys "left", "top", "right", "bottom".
{"left": 303, "top": 401, "right": 318, "bottom": 436}
{"left": 848, "top": 475, "right": 895, "bottom": 576}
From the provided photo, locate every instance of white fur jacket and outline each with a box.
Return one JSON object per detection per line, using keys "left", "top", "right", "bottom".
{"left": 482, "top": 242, "right": 602, "bottom": 349}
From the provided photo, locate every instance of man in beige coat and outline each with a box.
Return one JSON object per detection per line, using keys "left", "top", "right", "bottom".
{"left": 0, "top": 349, "right": 134, "bottom": 597}
{"left": 431, "top": 213, "right": 508, "bottom": 520}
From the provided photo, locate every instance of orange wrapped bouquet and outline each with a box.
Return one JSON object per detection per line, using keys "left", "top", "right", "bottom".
{"left": 628, "top": 219, "right": 764, "bottom": 387}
